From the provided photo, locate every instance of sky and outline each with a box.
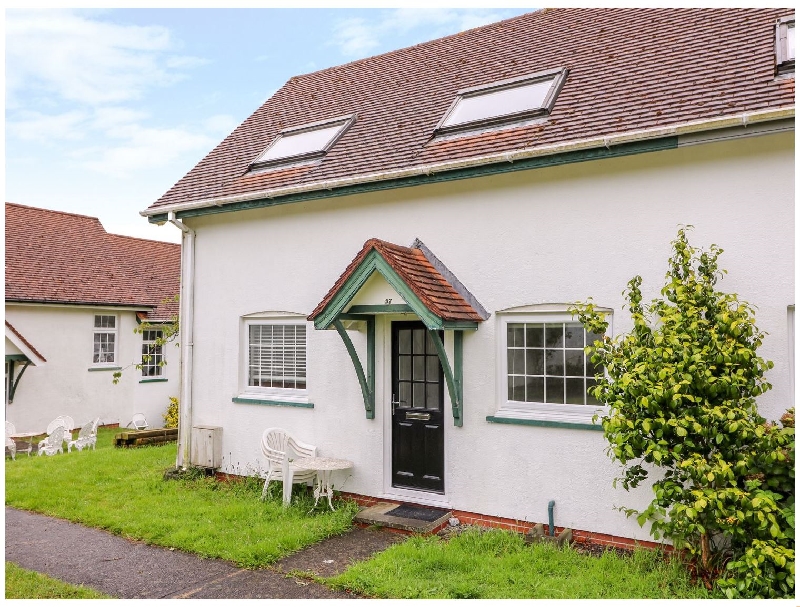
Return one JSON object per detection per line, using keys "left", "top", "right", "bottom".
{"left": 4, "top": 5, "right": 537, "bottom": 244}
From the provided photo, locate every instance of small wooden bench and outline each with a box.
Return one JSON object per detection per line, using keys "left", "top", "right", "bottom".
{"left": 114, "top": 428, "right": 178, "bottom": 448}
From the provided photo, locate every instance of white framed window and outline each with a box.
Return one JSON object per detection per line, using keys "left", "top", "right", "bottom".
{"left": 495, "top": 308, "right": 610, "bottom": 425}
{"left": 776, "top": 16, "right": 795, "bottom": 73}
{"left": 250, "top": 115, "right": 354, "bottom": 170}
{"left": 93, "top": 314, "right": 117, "bottom": 364}
{"left": 141, "top": 329, "right": 164, "bottom": 377}
{"left": 240, "top": 317, "right": 308, "bottom": 402}
{"left": 436, "top": 68, "right": 568, "bottom": 135}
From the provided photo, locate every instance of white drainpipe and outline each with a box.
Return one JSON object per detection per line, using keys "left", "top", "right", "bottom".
{"left": 168, "top": 211, "right": 195, "bottom": 469}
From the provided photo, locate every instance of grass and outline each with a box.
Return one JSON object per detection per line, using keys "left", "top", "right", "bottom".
{"left": 5, "top": 562, "right": 111, "bottom": 599}
{"left": 328, "top": 528, "right": 711, "bottom": 599}
{"left": 5, "top": 428, "right": 357, "bottom": 568}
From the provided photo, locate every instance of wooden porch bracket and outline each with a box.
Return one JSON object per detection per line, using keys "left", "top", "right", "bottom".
{"left": 332, "top": 317, "right": 376, "bottom": 419}
{"left": 428, "top": 329, "right": 464, "bottom": 427}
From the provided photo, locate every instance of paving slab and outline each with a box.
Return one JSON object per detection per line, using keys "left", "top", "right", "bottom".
{"left": 4, "top": 507, "right": 354, "bottom": 599}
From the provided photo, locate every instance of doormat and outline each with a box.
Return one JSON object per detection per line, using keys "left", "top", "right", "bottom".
{"left": 385, "top": 504, "right": 450, "bottom": 522}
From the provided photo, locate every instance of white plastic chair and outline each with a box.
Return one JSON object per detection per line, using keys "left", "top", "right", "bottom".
{"left": 68, "top": 418, "right": 100, "bottom": 452}
{"left": 5, "top": 421, "right": 16, "bottom": 461}
{"left": 58, "top": 416, "right": 75, "bottom": 448}
{"left": 38, "top": 425, "right": 66, "bottom": 456}
{"left": 129, "top": 413, "right": 149, "bottom": 430}
{"left": 260, "top": 428, "right": 317, "bottom": 506}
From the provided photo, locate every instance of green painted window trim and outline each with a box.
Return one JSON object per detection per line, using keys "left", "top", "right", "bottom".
{"left": 232, "top": 397, "right": 314, "bottom": 408}
{"left": 486, "top": 415, "right": 603, "bottom": 431}
{"left": 148, "top": 138, "right": 678, "bottom": 224}
{"left": 88, "top": 366, "right": 122, "bottom": 372}
{"left": 139, "top": 378, "right": 168, "bottom": 383}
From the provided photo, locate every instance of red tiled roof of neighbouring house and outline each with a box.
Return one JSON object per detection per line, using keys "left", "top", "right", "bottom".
{"left": 5, "top": 203, "right": 180, "bottom": 321}
{"left": 145, "top": 8, "right": 794, "bottom": 215}
{"left": 5, "top": 321, "right": 47, "bottom": 362}
{"left": 308, "top": 238, "right": 484, "bottom": 323}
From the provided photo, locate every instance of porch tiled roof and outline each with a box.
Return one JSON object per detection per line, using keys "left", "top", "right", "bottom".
{"left": 5, "top": 203, "right": 180, "bottom": 321}
{"left": 308, "top": 238, "right": 484, "bottom": 323}
{"left": 5, "top": 321, "right": 47, "bottom": 362}
{"left": 146, "top": 8, "right": 794, "bottom": 214}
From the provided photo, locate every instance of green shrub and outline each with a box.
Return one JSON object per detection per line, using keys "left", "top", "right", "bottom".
{"left": 163, "top": 396, "right": 179, "bottom": 428}
{"left": 571, "top": 228, "right": 794, "bottom": 598}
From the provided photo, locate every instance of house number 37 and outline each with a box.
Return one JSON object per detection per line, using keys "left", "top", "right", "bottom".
{"left": 385, "top": 299, "right": 392, "bottom": 304}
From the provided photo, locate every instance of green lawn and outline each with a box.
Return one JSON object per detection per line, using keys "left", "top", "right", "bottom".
{"left": 5, "top": 428, "right": 357, "bottom": 568}
{"left": 6, "top": 428, "right": 711, "bottom": 599}
{"left": 5, "top": 562, "right": 111, "bottom": 599}
{"left": 328, "top": 529, "right": 710, "bottom": 599}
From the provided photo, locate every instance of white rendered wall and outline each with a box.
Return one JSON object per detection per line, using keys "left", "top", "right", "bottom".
{"left": 182, "top": 132, "right": 794, "bottom": 540}
{"left": 5, "top": 305, "right": 179, "bottom": 433}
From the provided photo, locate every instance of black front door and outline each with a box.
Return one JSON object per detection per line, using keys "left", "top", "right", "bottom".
{"left": 391, "top": 321, "right": 445, "bottom": 493}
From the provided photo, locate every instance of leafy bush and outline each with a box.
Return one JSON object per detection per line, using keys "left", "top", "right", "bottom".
{"left": 163, "top": 396, "right": 179, "bottom": 428}
{"left": 571, "top": 228, "right": 794, "bottom": 598}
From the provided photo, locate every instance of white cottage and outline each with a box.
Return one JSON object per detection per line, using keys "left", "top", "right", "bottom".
{"left": 5, "top": 203, "right": 181, "bottom": 434}
{"left": 142, "top": 9, "right": 795, "bottom": 545}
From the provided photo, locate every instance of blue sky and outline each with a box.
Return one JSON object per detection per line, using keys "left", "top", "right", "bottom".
{"left": 5, "top": 6, "right": 535, "bottom": 243}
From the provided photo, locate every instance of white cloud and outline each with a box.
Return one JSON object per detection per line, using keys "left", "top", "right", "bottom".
{"left": 5, "top": 9, "right": 200, "bottom": 107}
{"left": 331, "top": 8, "right": 514, "bottom": 58}
{"left": 77, "top": 125, "right": 216, "bottom": 178}
{"left": 7, "top": 110, "right": 89, "bottom": 142}
{"left": 203, "top": 114, "right": 239, "bottom": 136}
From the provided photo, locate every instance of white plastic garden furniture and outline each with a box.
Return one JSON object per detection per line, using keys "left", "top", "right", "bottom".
{"left": 5, "top": 421, "right": 16, "bottom": 460}
{"left": 260, "top": 427, "right": 317, "bottom": 506}
{"left": 37, "top": 425, "right": 66, "bottom": 456}
{"left": 57, "top": 415, "right": 75, "bottom": 448}
{"left": 129, "top": 413, "right": 149, "bottom": 430}
{"left": 68, "top": 418, "right": 100, "bottom": 452}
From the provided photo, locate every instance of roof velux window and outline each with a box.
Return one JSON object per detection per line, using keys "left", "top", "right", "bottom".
{"left": 436, "top": 68, "right": 568, "bottom": 135}
{"left": 250, "top": 115, "right": 354, "bottom": 170}
{"left": 776, "top": 16, "right": 795, "bottom": 74}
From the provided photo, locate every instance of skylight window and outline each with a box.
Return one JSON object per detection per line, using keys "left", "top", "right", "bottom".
{"left": 436, "top": 68, "right": 568, "bottom": 135}
{"left": 776, "top": 16, "right": 795, "bottom": 74}
{"left": 251, "top": 115, "right": 354, "bottom": 169}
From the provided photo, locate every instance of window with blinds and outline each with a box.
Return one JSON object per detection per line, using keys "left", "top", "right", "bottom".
{"left": 247, "top": 324, "right": 307, "bottom": 390}
{"left": 93, "top": 314, "right": 117, "bottom": 364}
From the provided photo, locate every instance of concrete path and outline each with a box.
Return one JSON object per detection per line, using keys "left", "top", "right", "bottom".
{"left": 5, "top": 507, "right": 402, "bottom": 599}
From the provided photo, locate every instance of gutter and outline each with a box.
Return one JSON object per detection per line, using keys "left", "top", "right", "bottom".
{"left": 168, "top": 211, "right": 195, "bottom": 470}
{"left": 141, "top": 106, "right": 794, "bottom": 218}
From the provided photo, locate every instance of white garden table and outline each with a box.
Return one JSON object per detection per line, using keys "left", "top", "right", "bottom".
{"left": 10, "top": 432, "right": 39, "bottom": 457}
{"left": 291, "top": 456, "right": 353, "bottom": 511}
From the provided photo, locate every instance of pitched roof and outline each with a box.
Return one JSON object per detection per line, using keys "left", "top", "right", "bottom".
{"left": 145, "top": 8, "right": 794, "bottom": 216}
{"left": 5, "top": 203, "right": 180, "bottom": 321}
{"left": 5, "top": 321, "right": 47, "bottom": 363}
{"left": 309, "top": 238, "right": 485, "bottom": 325}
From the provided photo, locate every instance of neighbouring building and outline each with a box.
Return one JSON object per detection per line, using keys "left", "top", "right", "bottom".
{"left": 141, "top": 9, "right": 794, "bottom": 545}
{"left": 5, "top": 203, "right": 181, "bottom": 433}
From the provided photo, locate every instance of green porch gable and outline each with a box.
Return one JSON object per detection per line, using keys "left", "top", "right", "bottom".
{"left": 308, "top": 238, "right": 488, "bottom": 426}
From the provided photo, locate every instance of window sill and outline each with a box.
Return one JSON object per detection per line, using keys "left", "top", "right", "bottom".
{"left": 232, "top": 397, "right": 314, "bottom": 409}
{"left": 88, "top": 366, "right": 122, "bottom": 372}
{"left": 140, "top": 378, "right": 168, "bottom": 384}
{"left": 486, "top": 415, "right": 603, "bottom": 431}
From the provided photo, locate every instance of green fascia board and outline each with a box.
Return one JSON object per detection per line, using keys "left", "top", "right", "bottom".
{"left": 5, "top": 354, "right": 29, "bottom": 362}
{"left": 485, "top": 415, "right": 603, "bottom": 431}
{"left": 147, "top": 137, "right": 679, "bottom": 225}
{"left": 313, "top": 250, "right": 444, "bottom": 330}
{"left": 232, "top": 397, "right": 314, "bottom": 408}
{"left": 347, "top": 304, "right": 413, "bottom": 314}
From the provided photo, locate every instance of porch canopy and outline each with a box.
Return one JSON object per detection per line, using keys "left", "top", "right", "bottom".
{"left": 5, "top": 321, "right": 47, "bottom": 404}
{"left": 308, "top": 238, "right": 488, "bottom": 426}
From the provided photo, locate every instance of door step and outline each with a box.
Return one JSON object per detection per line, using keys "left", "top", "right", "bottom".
{"left": 354, "top": 502, "right": 453, "bottom": 534}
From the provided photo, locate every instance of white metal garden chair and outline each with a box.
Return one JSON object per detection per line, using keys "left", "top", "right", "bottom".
{"left": 129, "top": 413, "right": 149, "bottom": 430}
{"left": 5, "top": 421, "right": 17, "bottom": 461}
{"left": 58, "top": 415, "right": 75, "bottom": 448}
{"left": 37, "top": 425, "right": 66, "bottom": 456}
{"left": 68, "top": 417, "right": 100, "bottom": 452}
{"left": 260, "top": 428, "right": 317, "bottom": 505}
